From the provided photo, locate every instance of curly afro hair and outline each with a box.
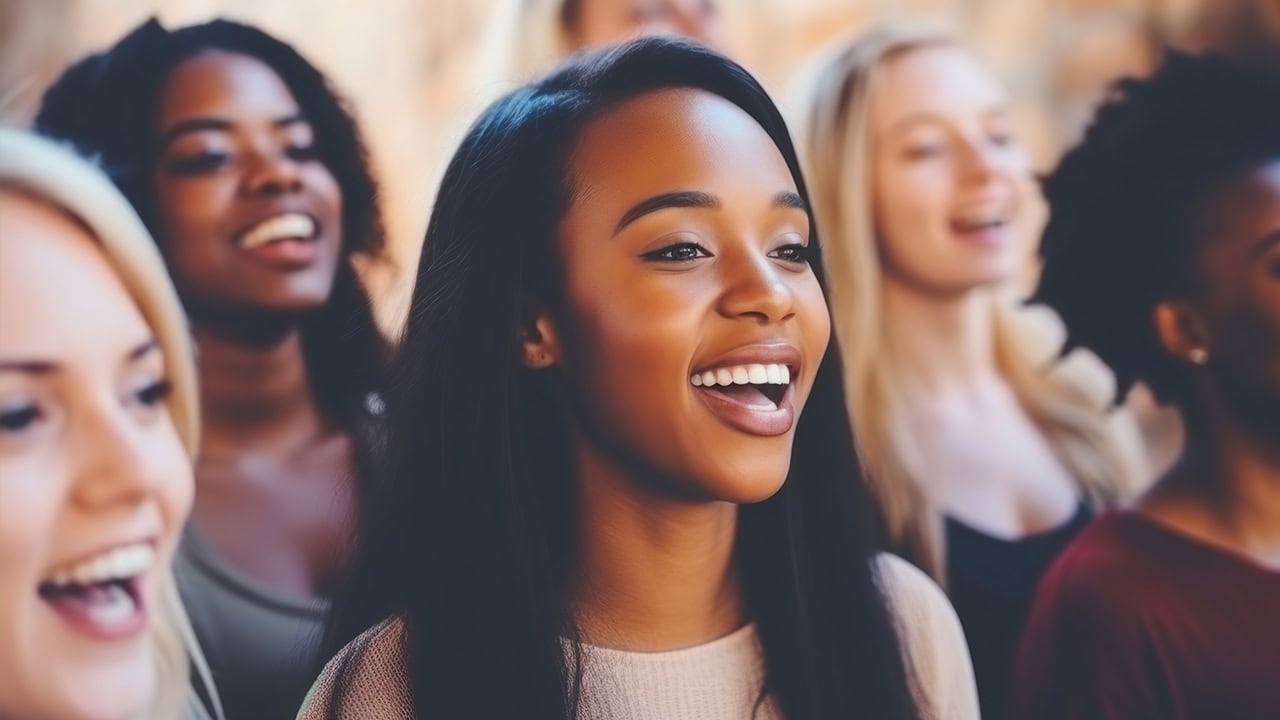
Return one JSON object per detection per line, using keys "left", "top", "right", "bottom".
{"left": 1032, "top": 50, "right": 1280, "bottom": 407}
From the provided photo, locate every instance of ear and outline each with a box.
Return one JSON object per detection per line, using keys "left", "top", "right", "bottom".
{"left": 1153, "top": 300, "right": 1212, "bottom": 365}
{"left": 519, "top": 311, "right": 562, "bottom": 370}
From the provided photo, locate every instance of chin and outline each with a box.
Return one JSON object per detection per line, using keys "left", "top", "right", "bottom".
{"left": 23, "top": 655, "right": 156, "bottom": 720}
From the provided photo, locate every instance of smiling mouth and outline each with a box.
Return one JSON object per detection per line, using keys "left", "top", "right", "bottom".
{"left": 37, "top": 543, "right": 153, "bottom": 640}
{"left": 238, "top": 212, "right": 318, "bottom": 249}
{"left": 690, "top": 362, "right": 796, "bottom": 436}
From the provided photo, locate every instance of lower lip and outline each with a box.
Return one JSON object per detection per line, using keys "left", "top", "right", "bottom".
{"left": 693, "top": 383, "right": 795, "bottom": 436}
{"left": 41, "top": 578, "right": 148, "bottom": 641}
{"left": 241, "top": 237, "right": 319, "bottom": 269}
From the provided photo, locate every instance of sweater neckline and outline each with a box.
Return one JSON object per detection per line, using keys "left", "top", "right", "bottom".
{"left": 572, "top": 622, "right": 759, "bottom": 662}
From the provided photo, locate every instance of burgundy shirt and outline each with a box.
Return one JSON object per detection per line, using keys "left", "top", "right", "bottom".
{"left": 1011, "top": 511, "right": 1280, "bottom": 720}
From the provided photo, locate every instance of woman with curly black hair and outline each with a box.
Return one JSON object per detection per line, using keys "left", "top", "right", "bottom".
{"left": 35, "top": 19, "right": 389, "bottom": 720}
{"left": 1012, "top": 51, "right": 1280, "bottom": 720}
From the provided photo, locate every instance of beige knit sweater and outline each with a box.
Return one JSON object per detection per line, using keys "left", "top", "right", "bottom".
{"left": 297, "top": 555, "right": 978, "bottom": 719}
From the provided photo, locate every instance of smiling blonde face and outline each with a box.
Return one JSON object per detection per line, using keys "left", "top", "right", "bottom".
{"left": 0, "top": 191, "right": 193, "bottom": 720}
{"left": 868, "top": 45, "right": 1031, "bottom": 296}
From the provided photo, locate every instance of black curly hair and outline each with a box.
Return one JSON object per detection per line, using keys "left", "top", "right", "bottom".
{"left": 1033, "top": 50, "right": 1280, "bottom": 407}
{"left": 34, "top": 16, "right": 388, "bottom": 446}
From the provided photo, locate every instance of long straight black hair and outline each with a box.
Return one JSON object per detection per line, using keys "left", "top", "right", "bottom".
{"left": 329, "top": 38, "right": 919, "bottom": 720}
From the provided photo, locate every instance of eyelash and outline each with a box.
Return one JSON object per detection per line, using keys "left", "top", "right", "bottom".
{"left": 642, "top": 241, "right": 812, "bottom": 265}
{"left": 135, "top": 380, "right": 173, "bottom": 408}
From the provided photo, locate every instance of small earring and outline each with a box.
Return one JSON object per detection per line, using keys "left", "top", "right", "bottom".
{"left": 1188, "top": 348, "right": 1209, "bottom": 365}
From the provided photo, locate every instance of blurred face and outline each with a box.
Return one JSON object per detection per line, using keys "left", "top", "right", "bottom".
{"left": 151, "top": 50, "right": 343, "bottom": 320}
{"left": 568, "top": 0, "right": 728, "bottom": 55}
{"left": 1193, "top": 160, "right": 1280, "bottom": 435}
{"left": 0, "top": 192, "right": 193, "bottom": 720}
{"left": 549, "top": 88, "right": 829, "bottom": 503}
{"left": 868, "top": 45, "right": 1031, "bottom": 296}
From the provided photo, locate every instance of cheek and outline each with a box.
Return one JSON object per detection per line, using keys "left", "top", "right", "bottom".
{"left": 873, "top": 162, "right": 950, "bottom": 266}
{"left": 0, "top": 456, "right": 67, "bottom": 706}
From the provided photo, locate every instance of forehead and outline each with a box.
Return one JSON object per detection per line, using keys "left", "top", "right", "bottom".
{"left": 567, "top": 88, "right": 795, "bottom": 209}
{"left": 870, "top": 45, "right": 1007, "bottom": 128}
{"left": 156, "top": 50, "right": 300, "bottom": 126}
{"left": 0, "top": 191, "right": 149, "bottom": 358}
{"left": 1198, "top": 159, "right": 1280, "bottom": 260}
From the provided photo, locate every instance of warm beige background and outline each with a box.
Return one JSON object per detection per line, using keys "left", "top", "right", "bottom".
{"left": 3, "top": 0, "right": 1271, "bottom": 326}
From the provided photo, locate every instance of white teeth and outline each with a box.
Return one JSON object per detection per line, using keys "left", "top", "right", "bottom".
{"left": 43, "top": 543, "right": 155, "bottom": 588}
{"left": 240, "top": 213, "right": 316, "bottom": 249}
{"left": 691, "top": 363, "right": 793, "bottom": 388}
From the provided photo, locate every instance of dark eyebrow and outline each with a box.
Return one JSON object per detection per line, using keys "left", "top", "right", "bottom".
{"left": 774, "top": 190, "right": 806, "bottom": 211}
{"left": 0, "top": 339, "right": 158, "bottom": 375}
{"left": 158, "top": 113, "right": 308, "bottom": 150}
{"left": 614, "top": 191, "right": 720, "bottom": 235}
{"left": 1252, "top": 228, "right": 1280, "bottom": 258}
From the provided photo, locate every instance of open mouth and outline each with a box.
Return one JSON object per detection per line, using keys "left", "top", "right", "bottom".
{"left": 236, "top": 212, "right": 321, "bottom": 267}
{"left": 692, "top": 363, "right": 790, "bottom": 409}
{"left": 37, "top": 543, "right": 153, "bottom": 640}
{"left": 239, "top": 212, "right": 318, "bottom": 249}
{"left": 691, "top": 363, "right": 796, "bottom": 436}
{"left": 950, "top": 209, "right": 1011, "bottom": 243}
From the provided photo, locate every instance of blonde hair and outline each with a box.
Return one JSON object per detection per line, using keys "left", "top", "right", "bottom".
{"left": 791, "top": 25, "right": 1146, "bottom": 581}
{"left": 0, "top": 128, "right": 222, "bottom": 720}
{"left": 479, "top": 0, "right": 578, "bottom": 96}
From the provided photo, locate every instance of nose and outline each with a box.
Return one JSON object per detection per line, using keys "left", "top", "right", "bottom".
{"left": 716, "top": 249, "right": 797, "bottom": 324}
{"left": 243, "top": 147, "right": 304, "bottom": 197}
{"left": 71, "top": 398, "right": 169, "bottom": 511}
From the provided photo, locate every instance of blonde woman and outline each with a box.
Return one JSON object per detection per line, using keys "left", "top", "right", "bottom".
{"left": 0, "top": 129, "right": 220, "bottom": 720}
{"left": 480, "top": 0, "right": 728, "bottom": 90}
{"left": 791, "top": 25, "right": 1148, "bottom": 720}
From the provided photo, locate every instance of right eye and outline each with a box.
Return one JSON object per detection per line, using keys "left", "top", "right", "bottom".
{"left": 642, "top": 242, "right": 713, "bottom": 263}
{"left": 166, "top": 151, "right": 230, "bottom": 175}
{"left": 0, "top": 403, "right": 40, "bottom": 434}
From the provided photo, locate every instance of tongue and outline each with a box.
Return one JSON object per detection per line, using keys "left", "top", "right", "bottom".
{"left": 44, "top": 582, "right": 137, "bottom": 626}
{"left": 701, "top": 383, "right": 777, "bottom": 410}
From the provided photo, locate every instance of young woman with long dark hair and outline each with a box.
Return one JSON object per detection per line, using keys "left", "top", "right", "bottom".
{"left": 35, "top": 19, "right": 389, "bottom": 720}
{"left": 307, "top": 38, "right": 977, "bottom": 720}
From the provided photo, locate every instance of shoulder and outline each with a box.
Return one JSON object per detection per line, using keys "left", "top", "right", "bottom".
{"left": 875, "top": 554, "right": 980, "bottom": 720}
{"left": 1036, "top": 513, "right": 1168, "bottom": 612}
{"left": 296, "top": 616, "right": 413, "bottom": 720}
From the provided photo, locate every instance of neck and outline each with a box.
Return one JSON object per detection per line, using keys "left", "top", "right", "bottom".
{"left": 195, "top": 326, "right": 328, "bottom": 458}
{"left": 570, "top": 443, "right": 746, "bottom": 651}
{"left": 1151, "top": 403, "right": 1280, "bottom": 564}
{"left": 881, "top": 276, "right": 1001, "bottom": 398}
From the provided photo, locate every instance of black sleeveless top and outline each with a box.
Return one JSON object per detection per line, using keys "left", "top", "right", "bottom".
{"left": 946, "top": 501, "right": 1092, "bottom": 720}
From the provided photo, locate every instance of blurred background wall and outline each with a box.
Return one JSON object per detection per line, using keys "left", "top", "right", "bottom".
{"left": 4, "top": 0, "right": 1277, "bottom": 326}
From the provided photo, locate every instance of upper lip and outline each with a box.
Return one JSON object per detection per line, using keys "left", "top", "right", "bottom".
{"left": 232, "top": 208, "right": 321, "bottom": 243}
{"left": 691, "top": 342, "right": 802, "bottom": 377}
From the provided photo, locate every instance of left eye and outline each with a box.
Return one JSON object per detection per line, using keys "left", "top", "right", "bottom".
{"left": 643, "top": 242, "right": 712, "bottom": 262}
{"left": 770, "top": 244, "right": 811, "bottom": 264}
{"left": 133, "top": 379, "right": 172, "bottom": 408}
{"left": 286, "top": 144, "right": 320, "bottom": 162}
